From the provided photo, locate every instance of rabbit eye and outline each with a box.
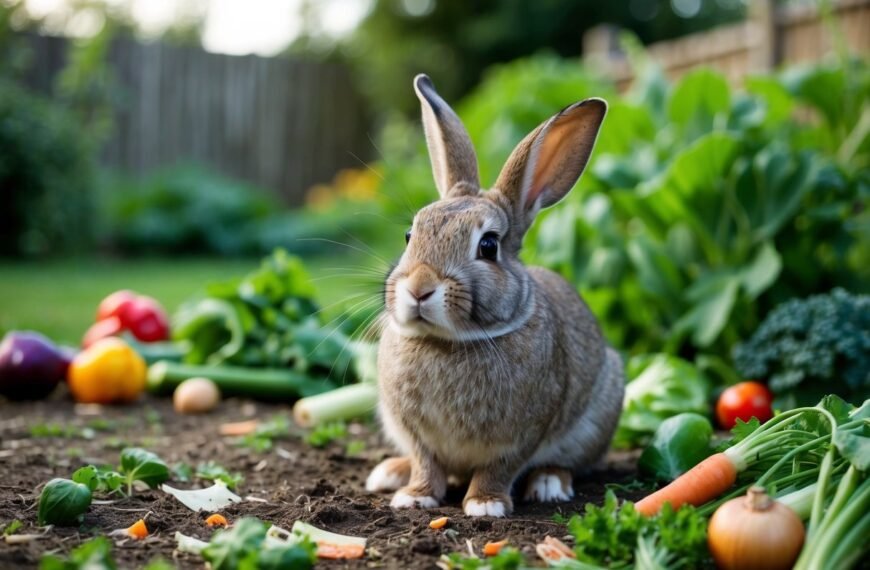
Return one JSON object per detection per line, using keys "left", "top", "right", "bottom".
{"left": 405, "top": 229, "right": 412, "bottom": 244}
{"left": 478, "top": 232, "right": 499, "bottom": 261}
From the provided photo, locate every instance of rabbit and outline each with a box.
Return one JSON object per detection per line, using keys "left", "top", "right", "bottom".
{"left": 365, "top": 74, "right": 624, "bottom": 517}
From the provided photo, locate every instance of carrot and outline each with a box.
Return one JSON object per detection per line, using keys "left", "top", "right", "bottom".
{"left": 315, "top": 543, "right": 366, "bottom": 559}
{"left": 635, "top": 453, "right": 738, "bottom": 516}
{"left": 219, "top": 419, "right": 259, "bottom": 436}
{"left": 483, "top": 539, "right": 508, "bottom": 557}
{"left": 205, "top": 513, "right": 229, "bottom": 527}
{"left": 126, "top": 519, "right": 149, "bottom": 540}
{"left": 429, "top": 516, "right": 449, "bottom": 530}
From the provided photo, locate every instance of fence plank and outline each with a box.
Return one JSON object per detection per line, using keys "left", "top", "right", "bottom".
{"left": 18, "top": 33, "right": 370, "bottom": 206}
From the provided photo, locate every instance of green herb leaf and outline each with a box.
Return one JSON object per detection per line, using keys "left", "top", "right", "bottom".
{"left": 37, "top": 479, "right": 92, "bottom": 526}
{"left": 119, "top": 448, "right": 170, "bottom": 492}
{"left": 196, "top": 461, "right": 244, "bottom": 489}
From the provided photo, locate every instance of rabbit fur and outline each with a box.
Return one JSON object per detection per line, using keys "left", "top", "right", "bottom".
{"left": 367, "top": 74, "right": 624, "bottom": 517}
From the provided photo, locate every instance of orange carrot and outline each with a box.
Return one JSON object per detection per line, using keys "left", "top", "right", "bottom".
{"left": 536, "top": 537, "right": 576, "bottom": 564}
{"left": 219, "top": 419, "right": 259, "bottom": 436}
{"left": 483, "top": 540, "right": 508, "bottom": 557}
{"left": 315, "top": 543, "right": 366, "bottom": 559}
{"left": 635, "top": 453, "right": 738, "bottom": 516}
{"left": 429, "top": 516, "right": 449, "bottom": 530}
{"left": 205, "top": 513, "right": 229, "bottom": 527}
{"left": 126, "top": 519, "right": 149, "bottom": 540}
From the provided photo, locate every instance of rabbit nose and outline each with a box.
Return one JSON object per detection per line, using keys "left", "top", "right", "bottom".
{"left": 409, "top": 287, "right": 435, "bottom": 302}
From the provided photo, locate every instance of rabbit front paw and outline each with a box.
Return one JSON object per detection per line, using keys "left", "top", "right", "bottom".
{"left": 390, "top": 488, "right": 439, "bottom": 509}
{"left": 523, "top": 468, "right": 574, "bottom": 502}
{"left": 366, "top": 457, "right": 411, "bottom": 492}
{"left": 463, "top": 494, "right": 512, "bottom": 517}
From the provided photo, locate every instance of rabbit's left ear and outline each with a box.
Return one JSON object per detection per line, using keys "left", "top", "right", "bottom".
{"left": 495, "top": 98, "right": 606, "bottom": 229}
{"left": 414, "top": 74, "right": 480, "bottom": 199}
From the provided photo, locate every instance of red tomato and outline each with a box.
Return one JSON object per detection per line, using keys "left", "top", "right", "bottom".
{"left": 123, "top": 296, "right": 170, "bottom": 342}
{"left": 96, "top": 290, "right": 137, "bottom": 322}
{"left": 716, "top": 382, "right": 774, "bottom": 429}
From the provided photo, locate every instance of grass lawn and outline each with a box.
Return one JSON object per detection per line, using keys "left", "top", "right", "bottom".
{"left": 0, "top": 255, "right": 379, "bottom": 344}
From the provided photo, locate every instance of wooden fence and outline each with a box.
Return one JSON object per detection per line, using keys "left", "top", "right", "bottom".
{"left": 583, "top": 0, "right": 870, "bottom": 90}
{"left": 21, "top": 34, "right": 371, "bottom": 206}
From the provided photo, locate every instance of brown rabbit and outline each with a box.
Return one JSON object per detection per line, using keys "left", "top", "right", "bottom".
{"left": 366, "top": 74, "right": 624, "bottom": 517}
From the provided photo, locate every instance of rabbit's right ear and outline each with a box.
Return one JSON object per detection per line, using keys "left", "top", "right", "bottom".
{"left": 494, "top": 98, "right": 606, "bottom": 233}
{"left": 414, "top": 74, "right": 480, "bottom": 199}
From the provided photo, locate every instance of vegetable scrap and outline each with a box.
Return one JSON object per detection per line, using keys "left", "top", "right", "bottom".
{"left": 482, "top": 540, "right": 508, "bottom": 557}
{"left": 161, "top": 481, "right": 242, "bottom": 512}
{"left": 206, "top": 514, "right": 229, "bottom": 527}
{"left": 429, "top": 516, "right": 449, "bottom": 530}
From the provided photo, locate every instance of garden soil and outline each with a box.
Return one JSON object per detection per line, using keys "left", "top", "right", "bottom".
{"left": 0, "top": 393, "right": 641, "bottom": 569}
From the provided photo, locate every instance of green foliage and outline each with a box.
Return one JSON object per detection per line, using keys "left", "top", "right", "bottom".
{"left": 202, "top": 518, "right": 316, "bottom": 570}
{"left": 40, "top": 537, "right": 116, "bottom": 570}
{"left": 196, "top": 461, "right": 244, "bottom": 489}
{"left": 305, "top": 421, "right": 348, "bottom": 448}
{"left": 119, "top": 447, "right": 170, "bottom": 494}
{"left": 239, "top": 415, "right": 292, "bottom": 452}
{"left": 331, "top": 0, "right": 743, "bottom": 117}
{"left": 108, "top": 165, "right": 275, "bottom": 256}
{"left": 733, "top": 289, "right": 870, "bottom": 408}
{"left": 567, "top": 491, "right": 709, "bottom": 568}
{"left": 0, "top": 80, "right": 96, "bottom": 256}
{"left": 71, "top": 465, "right": 124, "bottom": 495}
{"left": 37, "top": 479, "right": 92, "bottom": 526}
{"left": 615, "top": 354, "right": 709, "bottom": 449}
{"left": 638, "top": 413, "right": 714, "bottom": 482}
{"left": 2, "top": 520, "right": 23, "bottom": 536}
{"left": 172, "top": 249, "right": 357, "bottom": 384}
{"left": 438, "top": 548, "right": 524, "bottom": 570}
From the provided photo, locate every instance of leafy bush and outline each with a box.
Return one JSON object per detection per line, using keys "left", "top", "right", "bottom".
{"left": 0, "top": 80, "right": 97, "bottom": 256}
{"left": 733, "top": 289, "right": 869, "bottom": 408}
{"left": 527, "top": 55, "right": 868, "bottom": 360}
{"left": 108, "top": 165, "right": 275, "bottom": 255}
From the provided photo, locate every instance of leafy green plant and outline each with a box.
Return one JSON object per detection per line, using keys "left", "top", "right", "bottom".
{"left": 567, "top": 491, "right": 709, "bottom": 568}
{"left": 733, "top": 289, "right": 870, "bottom": 408}
{"left": 438, "top": 548, "right": 524, "bottom": 570}
{"left": 37, "top": 479, "right": 92, "bottom": 526}
{"left": 305, "top": 421, "right": 348, "bottom": 448}
{"left": 202, "top": 518, "right": 316, "bottom": 570}
{"left": 638, "top": 413, "right": 714, "bottom": 482}
{"left": 2, "top": 520, "right": 23, "bottom": 536}
{"left": 119, "top": 448, "right": 170, "bottom": 495}
{"left": 240, "top": 415, "right": 292, "bottom": 452}
{"left": 71, "top": 465, "right": 124, "bottom": 495}
{"left": 614, "top": 354, "right": 710, "bottom": 449}
{"left": 108, "top": 165, "right": 275, "bottom": 256}
{"left": 40, "top": 536, "right": 116, "bottom": 570}
{"left": 196, "top": 461, "right": 244, "bottom": 489}
{"left": 0, "top": 80, "right": 96, "bottom": 257}
{"left": 172, "top": 248, "right": 356, "bottom": 385}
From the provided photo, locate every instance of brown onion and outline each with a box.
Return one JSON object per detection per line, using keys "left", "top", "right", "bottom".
{"left": 708, "top": 486, "right": 805, "bottom": 570}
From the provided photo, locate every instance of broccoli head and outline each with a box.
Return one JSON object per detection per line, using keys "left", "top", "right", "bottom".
{"left": 733, "top": 289, "right": 869, "bottom": 407}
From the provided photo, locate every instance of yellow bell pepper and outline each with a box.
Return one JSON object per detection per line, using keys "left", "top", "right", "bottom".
{"left": 68, "top": 337, "right": 146, "bottom": 404}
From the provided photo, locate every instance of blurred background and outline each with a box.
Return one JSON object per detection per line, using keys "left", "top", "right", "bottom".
{"left": 0, "top": 0, "right": 867, "bottom": 403}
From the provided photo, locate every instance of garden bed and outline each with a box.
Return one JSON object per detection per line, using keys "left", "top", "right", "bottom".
{"left": 0, "top": 394, "right": 640, "bottom": 569}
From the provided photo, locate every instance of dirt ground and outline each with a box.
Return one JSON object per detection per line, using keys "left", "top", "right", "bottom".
{"left": 0, "top": 391, "right": 641, "bottom": 569}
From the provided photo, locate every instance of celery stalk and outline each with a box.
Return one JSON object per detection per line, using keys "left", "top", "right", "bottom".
{"left": 292, "top": 383, "right": 378, "bottom": 427}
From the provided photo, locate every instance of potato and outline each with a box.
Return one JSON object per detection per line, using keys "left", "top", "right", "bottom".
{"left": 173, "top": 377, "right": 221, "bottom": 414}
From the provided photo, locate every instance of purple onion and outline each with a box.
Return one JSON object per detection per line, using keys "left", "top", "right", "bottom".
{"left": 0, "top": 331, "right": 67, "bottom": 400}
